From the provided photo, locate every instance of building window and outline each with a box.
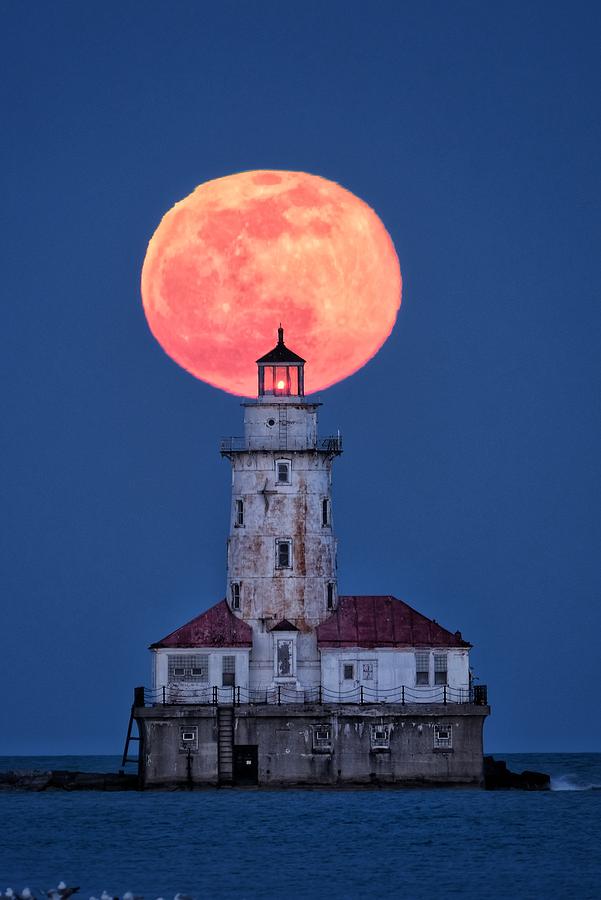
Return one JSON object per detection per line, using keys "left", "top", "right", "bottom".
{"left": 343, "top": 662, "right": 355, "bottom": 681}
{"left": 415, "top": 651, "right": 430, "bottom": 686}
{"left": 276, "top": 459, "right": 291, "bottom": 484}
{"left": 434, "top": 725, "right": 453, "bottom": 750}
{"left": 370, "top": 724, "right": 390, "bottom": 750}
{"left": 361, "top": 662, "right": 375, "bottom": 682}
{"left": 312, "top": 724, "right": 332, "bottom": 752}
{"left": 434, "top": 653, "right": 448, "bottom": 685}
{"left": 275, "top": 538, "right": 292, "bottom": 569}
{"left": 235, "top": 499, "right": 244, "bottom": 527}
{"left": 179, "top": 726, "right": 198, "bottom": 751}
{"left": 277, "top": 639, "right": 294, "bottom": 677}
{"left": 230, "top": 582, "right": 241, "bottom": 610}
{"left": 168, "top": 654, "right": 209, "bottom": 682}
{"left": 222, "top": 655, "right": 236, "bottom": 687}
{"left": 327, "top": 582, "right": 335, "bottom": 610}
{"left": 322, "top": 498, "right": 330, "bottom": 526}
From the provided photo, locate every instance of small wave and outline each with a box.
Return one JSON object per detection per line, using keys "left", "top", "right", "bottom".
{"left": 550, "top": 774, "right": 601, "bottom": 791}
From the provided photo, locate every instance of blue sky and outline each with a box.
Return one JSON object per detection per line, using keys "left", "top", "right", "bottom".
{"left": 2, "top": 0, "right": 600, "bottom": 753}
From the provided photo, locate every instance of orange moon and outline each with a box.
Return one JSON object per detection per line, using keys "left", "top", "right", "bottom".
{"left": 141, "top": 170, "right": 401, "bottom": 396}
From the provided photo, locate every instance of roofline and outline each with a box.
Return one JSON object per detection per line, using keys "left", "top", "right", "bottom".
{"left": 318, "top": 643, "right": 473, "bottom": 650}
{"left": 334, "top": 594, "right": 470, "bottom": 646}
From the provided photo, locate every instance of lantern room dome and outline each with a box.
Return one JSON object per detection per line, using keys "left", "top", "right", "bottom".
{"left": 256, "top": 326, "right": 305, "bottom": 365}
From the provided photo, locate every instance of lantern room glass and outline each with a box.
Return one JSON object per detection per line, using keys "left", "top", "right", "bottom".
{"left": 259, "top": 364, "right": 302, "bottom": 397}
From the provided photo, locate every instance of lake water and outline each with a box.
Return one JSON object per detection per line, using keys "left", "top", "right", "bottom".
{"left": 1, "top": 754, "right": 600, "bottom": 899}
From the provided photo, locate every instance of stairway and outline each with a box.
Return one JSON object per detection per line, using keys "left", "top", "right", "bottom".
{"left": 217, "top": 707, "right": 234, "bottom": 784}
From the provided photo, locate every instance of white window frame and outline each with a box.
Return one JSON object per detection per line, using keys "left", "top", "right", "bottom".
{"left": 342, "top": 662, "right": 355, "bottom": 681}
{"left": 370, "top": 724, "right": 391, "bottom": 750}
{"left": 230, "top": 581, "right": 241, "bottom": 610}
{"left": 235, "top": 498, "right": 244, "bottom": 527}
{"left": 312, "top": 724, "right": 333, "bottom": 752}
{"left": 322, "top": 497, "right": 330, "bottom": 526}
{"left": 179, "top": 726, "right": 198, "bottom": 751}
{"left": 272, "top": 631, "right": 298, "bottom": 682}
{"left": 415, "top": 651, "right": 430, "bottom": 686}
{"left": 434, "top": 652, "right": 448, "bottom": 686}
{"left": 168, "top": 654, "right": 209, "bottom": 683}
{"left": 222, "top": 654, "right": 236, "bottom": 687}
{"left": 276, "top": 638, "right": 295, "bottom": 678}
{"left": 275, "top": 538, "right": 292, "bottom": 569}
{"left": 275, "top": 458, "right": 291, "bottom": 484}
{"left": 326, "top": 581, "right": 336, "bottom": 610}
{"left": 434, "top": 724, "right": 453, "bottom": 750}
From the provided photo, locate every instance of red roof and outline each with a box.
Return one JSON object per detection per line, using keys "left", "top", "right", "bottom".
{"left": 150, "top": 599, "right": 253, "bottom": 649}
{"left": 316, "top": 595, "right": 470, "bottom": 649}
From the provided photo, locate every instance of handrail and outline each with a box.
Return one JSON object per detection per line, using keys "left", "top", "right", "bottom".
{"left": 138, "top": 683, "right": 488, "bottom": 708}
{"left": 220, "top": 435, "right": 343, "bottom": 453}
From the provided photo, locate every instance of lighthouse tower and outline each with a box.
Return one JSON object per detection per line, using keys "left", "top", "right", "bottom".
{"left": 221, "top": 326, "right": 342, "bottom": 690}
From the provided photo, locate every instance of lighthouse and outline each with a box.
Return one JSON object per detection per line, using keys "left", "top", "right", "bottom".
{"left": 132, "top": 330, "right": 489, "bottom": 788}
{"left": 222, "top": 326, "right": 341, "bottom": 692}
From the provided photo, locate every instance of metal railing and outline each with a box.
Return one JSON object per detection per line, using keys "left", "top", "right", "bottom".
{"left": 139, "top": 683, "right": 488, "bottom": 707}
{"left": 220, "top": 435, "right": 343, "bottom": 454}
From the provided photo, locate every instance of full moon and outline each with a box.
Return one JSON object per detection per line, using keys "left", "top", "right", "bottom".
{"left": 141, "top": 170, "right": 401, "bottom": 396}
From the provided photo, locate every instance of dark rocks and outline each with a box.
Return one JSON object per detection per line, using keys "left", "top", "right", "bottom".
{"left": 484, "top": 756, "right": 550, "bottom": 790}
{"left": 0, "top": 770, "right": 140, "bottom": 792}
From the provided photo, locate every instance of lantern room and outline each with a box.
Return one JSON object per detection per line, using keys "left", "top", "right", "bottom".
{"left": 256, "top": 326, "right": 306, "bottom": 398}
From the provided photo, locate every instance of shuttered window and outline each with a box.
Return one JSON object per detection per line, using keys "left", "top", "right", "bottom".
{"left": 222, "top": 655, "right": 236, "bottom": 687}
{"left": 434, "top": 653, "right": 448, "bottom": 685}
{"left": 415, "top": 651, "right": 430, "bottom": 686}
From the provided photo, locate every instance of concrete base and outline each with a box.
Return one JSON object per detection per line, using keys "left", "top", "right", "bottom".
{"left": 136, "top": 703, "right": 489, "bottom": 789}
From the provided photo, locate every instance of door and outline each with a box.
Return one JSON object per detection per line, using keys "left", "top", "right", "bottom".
{"left": 233, "top": 745, "right": 259, "bottom": 785}
{"left": 339, "top": 659, "right": 378, "bottom": 701}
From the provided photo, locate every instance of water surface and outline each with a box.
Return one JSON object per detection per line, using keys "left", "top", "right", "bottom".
{"left": 1, "top": 754, "right": 600, "bottom": 899}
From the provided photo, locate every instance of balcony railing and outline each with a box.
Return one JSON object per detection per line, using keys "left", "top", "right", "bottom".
{"left": 138, "top": 683, "right": 488, "bottom": 707}
{"left": 220, "top": 435, "right": 343, "bottom": 454}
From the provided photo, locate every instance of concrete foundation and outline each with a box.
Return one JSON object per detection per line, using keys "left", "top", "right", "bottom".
{"left": 136, "top": 703, "right": 489, "bottom": 788}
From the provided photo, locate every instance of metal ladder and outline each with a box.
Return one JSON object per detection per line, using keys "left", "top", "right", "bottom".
{"left": 278, "top": 406, "right": 287, "bottom": 450}
{"left": 121, "top": 689, "right": 144, "bottom": 767}
{"left": 217, "top": 707, "right": 234, "bottom": 785}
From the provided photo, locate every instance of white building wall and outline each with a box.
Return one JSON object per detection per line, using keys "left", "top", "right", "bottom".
{"left": 320, "top": 648, "right": 470, "bottom": 701}
{"left": 152, "top": 648, "right": 250, "bottom": 703}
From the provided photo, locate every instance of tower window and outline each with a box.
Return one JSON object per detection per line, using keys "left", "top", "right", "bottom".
{"left": 276, "top": 539, "right": 292, "bottom": 569}
{"left": 222, "top": 655, "right": 236, "bottom": 687}
{"left": 322, "top": 498, "right": 330, "bottom": 526}
{"left": 415, "top": 651, "right": 430, "bottom": 686}
{"left": 327, "top": 582, "right": 335, "bottom": 610}
{"left": 434, "top": 653, "right": 448, "bottom": 685}
{"left": 230, "top": 582, "right": 241, "bottom": 610}
{"left": 276, "top": 459, "right": 291, "bottom": 484}
{"left": 235, "top": 499, "right": 244, "bottom": 527}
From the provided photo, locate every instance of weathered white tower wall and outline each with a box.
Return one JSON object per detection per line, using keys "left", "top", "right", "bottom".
{"left": 222, "top": 391, "right": 341, "bottom": 690}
